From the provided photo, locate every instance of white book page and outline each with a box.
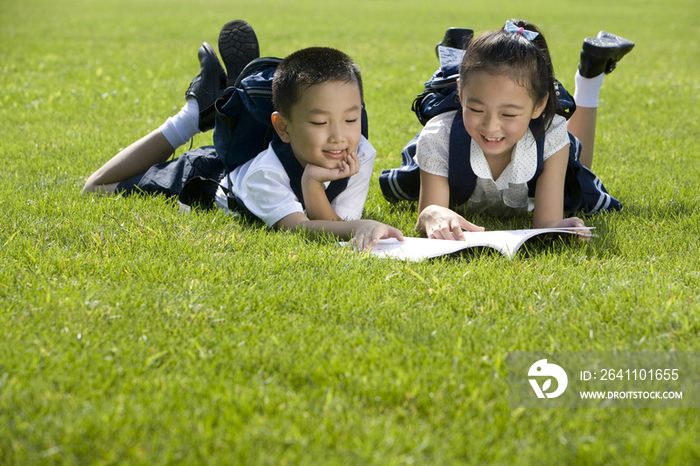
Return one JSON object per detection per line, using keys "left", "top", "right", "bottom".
{"left": 361, "top": 228, "right": 593, "bottom": 261}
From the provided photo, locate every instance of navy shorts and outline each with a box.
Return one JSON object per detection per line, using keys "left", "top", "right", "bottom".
{"left": 116, "top": 145, "right": 226, "bottom": 206}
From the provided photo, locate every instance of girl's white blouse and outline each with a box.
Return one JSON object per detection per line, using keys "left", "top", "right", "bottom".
{"left": 416, "top": 111, "right": 569, "bottom": 216}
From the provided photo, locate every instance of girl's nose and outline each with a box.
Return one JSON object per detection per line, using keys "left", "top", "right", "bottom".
{"left": 482, "top": 113, "right": 498, "bottom": 132}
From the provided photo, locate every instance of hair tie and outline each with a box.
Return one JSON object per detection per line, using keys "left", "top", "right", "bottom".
{"left": 504, "top": 21, "right": 539, "bottom": 41}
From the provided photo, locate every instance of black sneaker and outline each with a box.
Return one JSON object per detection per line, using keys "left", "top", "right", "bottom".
{"left": 184, "top": 42, "right": 227, "bottom": 132}
{"left": 578, "top": 31, "right": 635, "bottom": 78}
{"left": 435, "top": 27, "right": 474, "bottom": 57}
{"left": 218, "top": 20, "right": 260, "bottom": 88}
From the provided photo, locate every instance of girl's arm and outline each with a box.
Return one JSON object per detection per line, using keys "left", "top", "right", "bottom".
{"left": 532, "top": 144, "right": 590, "bottom": 236}
{"left": 416, "top": 169, "right": 484, "bottom": 240}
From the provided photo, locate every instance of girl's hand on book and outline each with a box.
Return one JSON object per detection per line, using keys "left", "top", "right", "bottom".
{"left": 416, "top": 205, "right": 484, "bottom": 241}
{"left": 555, "top": 217, "right": 591, "bottom": 242}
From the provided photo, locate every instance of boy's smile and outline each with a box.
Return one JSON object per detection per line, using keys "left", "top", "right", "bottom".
{"left": 273, "top": 80, "right": 363, "bottom": 170}
{"left": 460, "top": 71, "right": 546, "bottom": 162}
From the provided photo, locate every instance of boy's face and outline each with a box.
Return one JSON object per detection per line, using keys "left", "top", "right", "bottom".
{"left": 273, "top": 80, "right": 363, "bottom": 170}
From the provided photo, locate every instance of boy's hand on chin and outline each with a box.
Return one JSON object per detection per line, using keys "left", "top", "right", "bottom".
{"left": 302, "top": 151, "right": 360, "bottom": 183}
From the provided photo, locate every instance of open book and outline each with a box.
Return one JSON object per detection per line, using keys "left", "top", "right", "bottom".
{"left": 361, "top": 228, "right": 593, "bottom": 261}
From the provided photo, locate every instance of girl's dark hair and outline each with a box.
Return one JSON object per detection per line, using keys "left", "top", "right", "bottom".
{"left": 459, "top": 19, "right": 558, "bottom": 134}
{"left": 272, "top": 47, "right": 363, "bottom": 118}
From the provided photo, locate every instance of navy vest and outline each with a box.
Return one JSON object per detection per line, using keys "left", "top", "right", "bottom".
{"left": 447, "top": 111, "right": 545, "bottom": 208}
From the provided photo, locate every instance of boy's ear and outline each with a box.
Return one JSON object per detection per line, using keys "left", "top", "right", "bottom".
{"left": 532, "top": 93, "right": 549, "bottom": 119}
{"left": 271, "top": 112, "right": 292, "bottom": 143}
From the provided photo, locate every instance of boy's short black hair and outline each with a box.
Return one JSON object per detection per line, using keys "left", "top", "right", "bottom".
{"left": 272, "top": 47, "right": 363, "bottom": 118}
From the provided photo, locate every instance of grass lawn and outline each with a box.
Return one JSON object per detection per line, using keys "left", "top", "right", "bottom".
{"left": 2, "top": 0, "right": 700, "bottom": 464}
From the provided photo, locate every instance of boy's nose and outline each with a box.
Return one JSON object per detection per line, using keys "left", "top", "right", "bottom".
{"left": 328, "top": 122, "right": 346, "bottom": 143}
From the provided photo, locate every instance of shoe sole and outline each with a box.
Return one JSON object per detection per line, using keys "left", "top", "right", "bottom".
{"left": 218, "top": 20, "right": 260, "bottom": 87}
{"left": 579, "top": 33, "right": 634, "bottom": 77}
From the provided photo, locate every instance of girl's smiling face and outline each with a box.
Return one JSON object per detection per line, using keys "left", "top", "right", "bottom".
{"left": 460, "top": 71, "right": 547, "bottom": 161}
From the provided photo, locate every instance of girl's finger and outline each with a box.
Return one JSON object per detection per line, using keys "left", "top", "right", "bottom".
{"left": 451, "top": 221, "right": 466, "bottom": 241}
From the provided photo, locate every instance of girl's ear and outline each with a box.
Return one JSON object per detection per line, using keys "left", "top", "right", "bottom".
{"left": 271, "top": 112, "right": 291, "bottom": 143}
{"left": 532, "top": 93, "right": 549, "bottom": 119}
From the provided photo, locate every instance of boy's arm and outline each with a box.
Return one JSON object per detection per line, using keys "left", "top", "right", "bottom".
{"left": 275, "top": 213, "right": 404, "bottom": 250}
{"left": 301, "top": 150, "right": 361, "bottom": 221}
{"left": 301, "top": 175, "right": 341, "bottom": 221}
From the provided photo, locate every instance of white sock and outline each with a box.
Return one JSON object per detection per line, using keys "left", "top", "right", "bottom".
{"left": 158, "top": 98, "right": 200, "bottom": 149}
{"left": 573, "top": 70, "right": 605, "bottom": 108}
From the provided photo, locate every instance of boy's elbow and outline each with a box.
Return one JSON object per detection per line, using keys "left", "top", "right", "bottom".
{"left": 274, "top": 212, "right": 310, "bottom": 231}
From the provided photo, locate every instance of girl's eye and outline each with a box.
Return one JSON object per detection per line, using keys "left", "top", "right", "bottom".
{"left": 467, "top": 107, "right": 483, "bottom": 113}
{"left": 346, "top": 119, "right": 358, "bottom": 123}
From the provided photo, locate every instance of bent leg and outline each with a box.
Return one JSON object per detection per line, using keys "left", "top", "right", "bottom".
{"left": 567, "top": 106, "right": 597, "bottom": 170}
{"left": 83, "top": 40, "right": 226, "bottom": 194}
{"left": 569, "top": 31, "right": 634, "bottom": 169}
{"left": 83, "top": 97, "right": 202, "bottom": 194}
{"left": 568, "top": 70, "right": 605, "bottom": 169}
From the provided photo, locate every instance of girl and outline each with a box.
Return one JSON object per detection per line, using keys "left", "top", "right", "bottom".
{"left": 414, "top": 20, "right": 633, "bottom": 241}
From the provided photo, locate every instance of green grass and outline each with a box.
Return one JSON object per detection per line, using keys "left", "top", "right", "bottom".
{"left": 2, "top": 0, "right": 700, "bottom": 464}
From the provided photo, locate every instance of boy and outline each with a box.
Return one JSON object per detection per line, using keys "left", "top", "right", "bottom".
{"left": 83, "top": 21, "right": 402, "bottom": 250}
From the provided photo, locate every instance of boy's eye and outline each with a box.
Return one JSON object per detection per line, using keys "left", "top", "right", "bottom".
{"left": 310, "top": 121, "right": 327, "bottom": 126}
{"left": 346, "top": 118, "right": 358, "bottom": 123}
{"left": 467, "top": 107, "right": 483, "bottom": 113}
{"left": 502, "top": 114, "right": 517, "bottom": 118}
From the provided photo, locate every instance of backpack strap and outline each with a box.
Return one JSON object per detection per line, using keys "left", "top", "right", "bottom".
{"left": 449, "top": 112, "right": 547, "bottom": 207}
{"left": 525, "top": 118, "right": 546, "bottom": 197}
{"left": 554, "top": 80, "right": 576, "bottom": 121}
{"left": 446, "top": 111, "right": 477, "bottom": 207}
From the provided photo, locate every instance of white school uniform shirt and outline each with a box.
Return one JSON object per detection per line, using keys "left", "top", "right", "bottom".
{"left": 416, "top": 110, "right": 569, "bottom": 216}
{"left": 214, "top": 136, "right": 375, "bottom": 227}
